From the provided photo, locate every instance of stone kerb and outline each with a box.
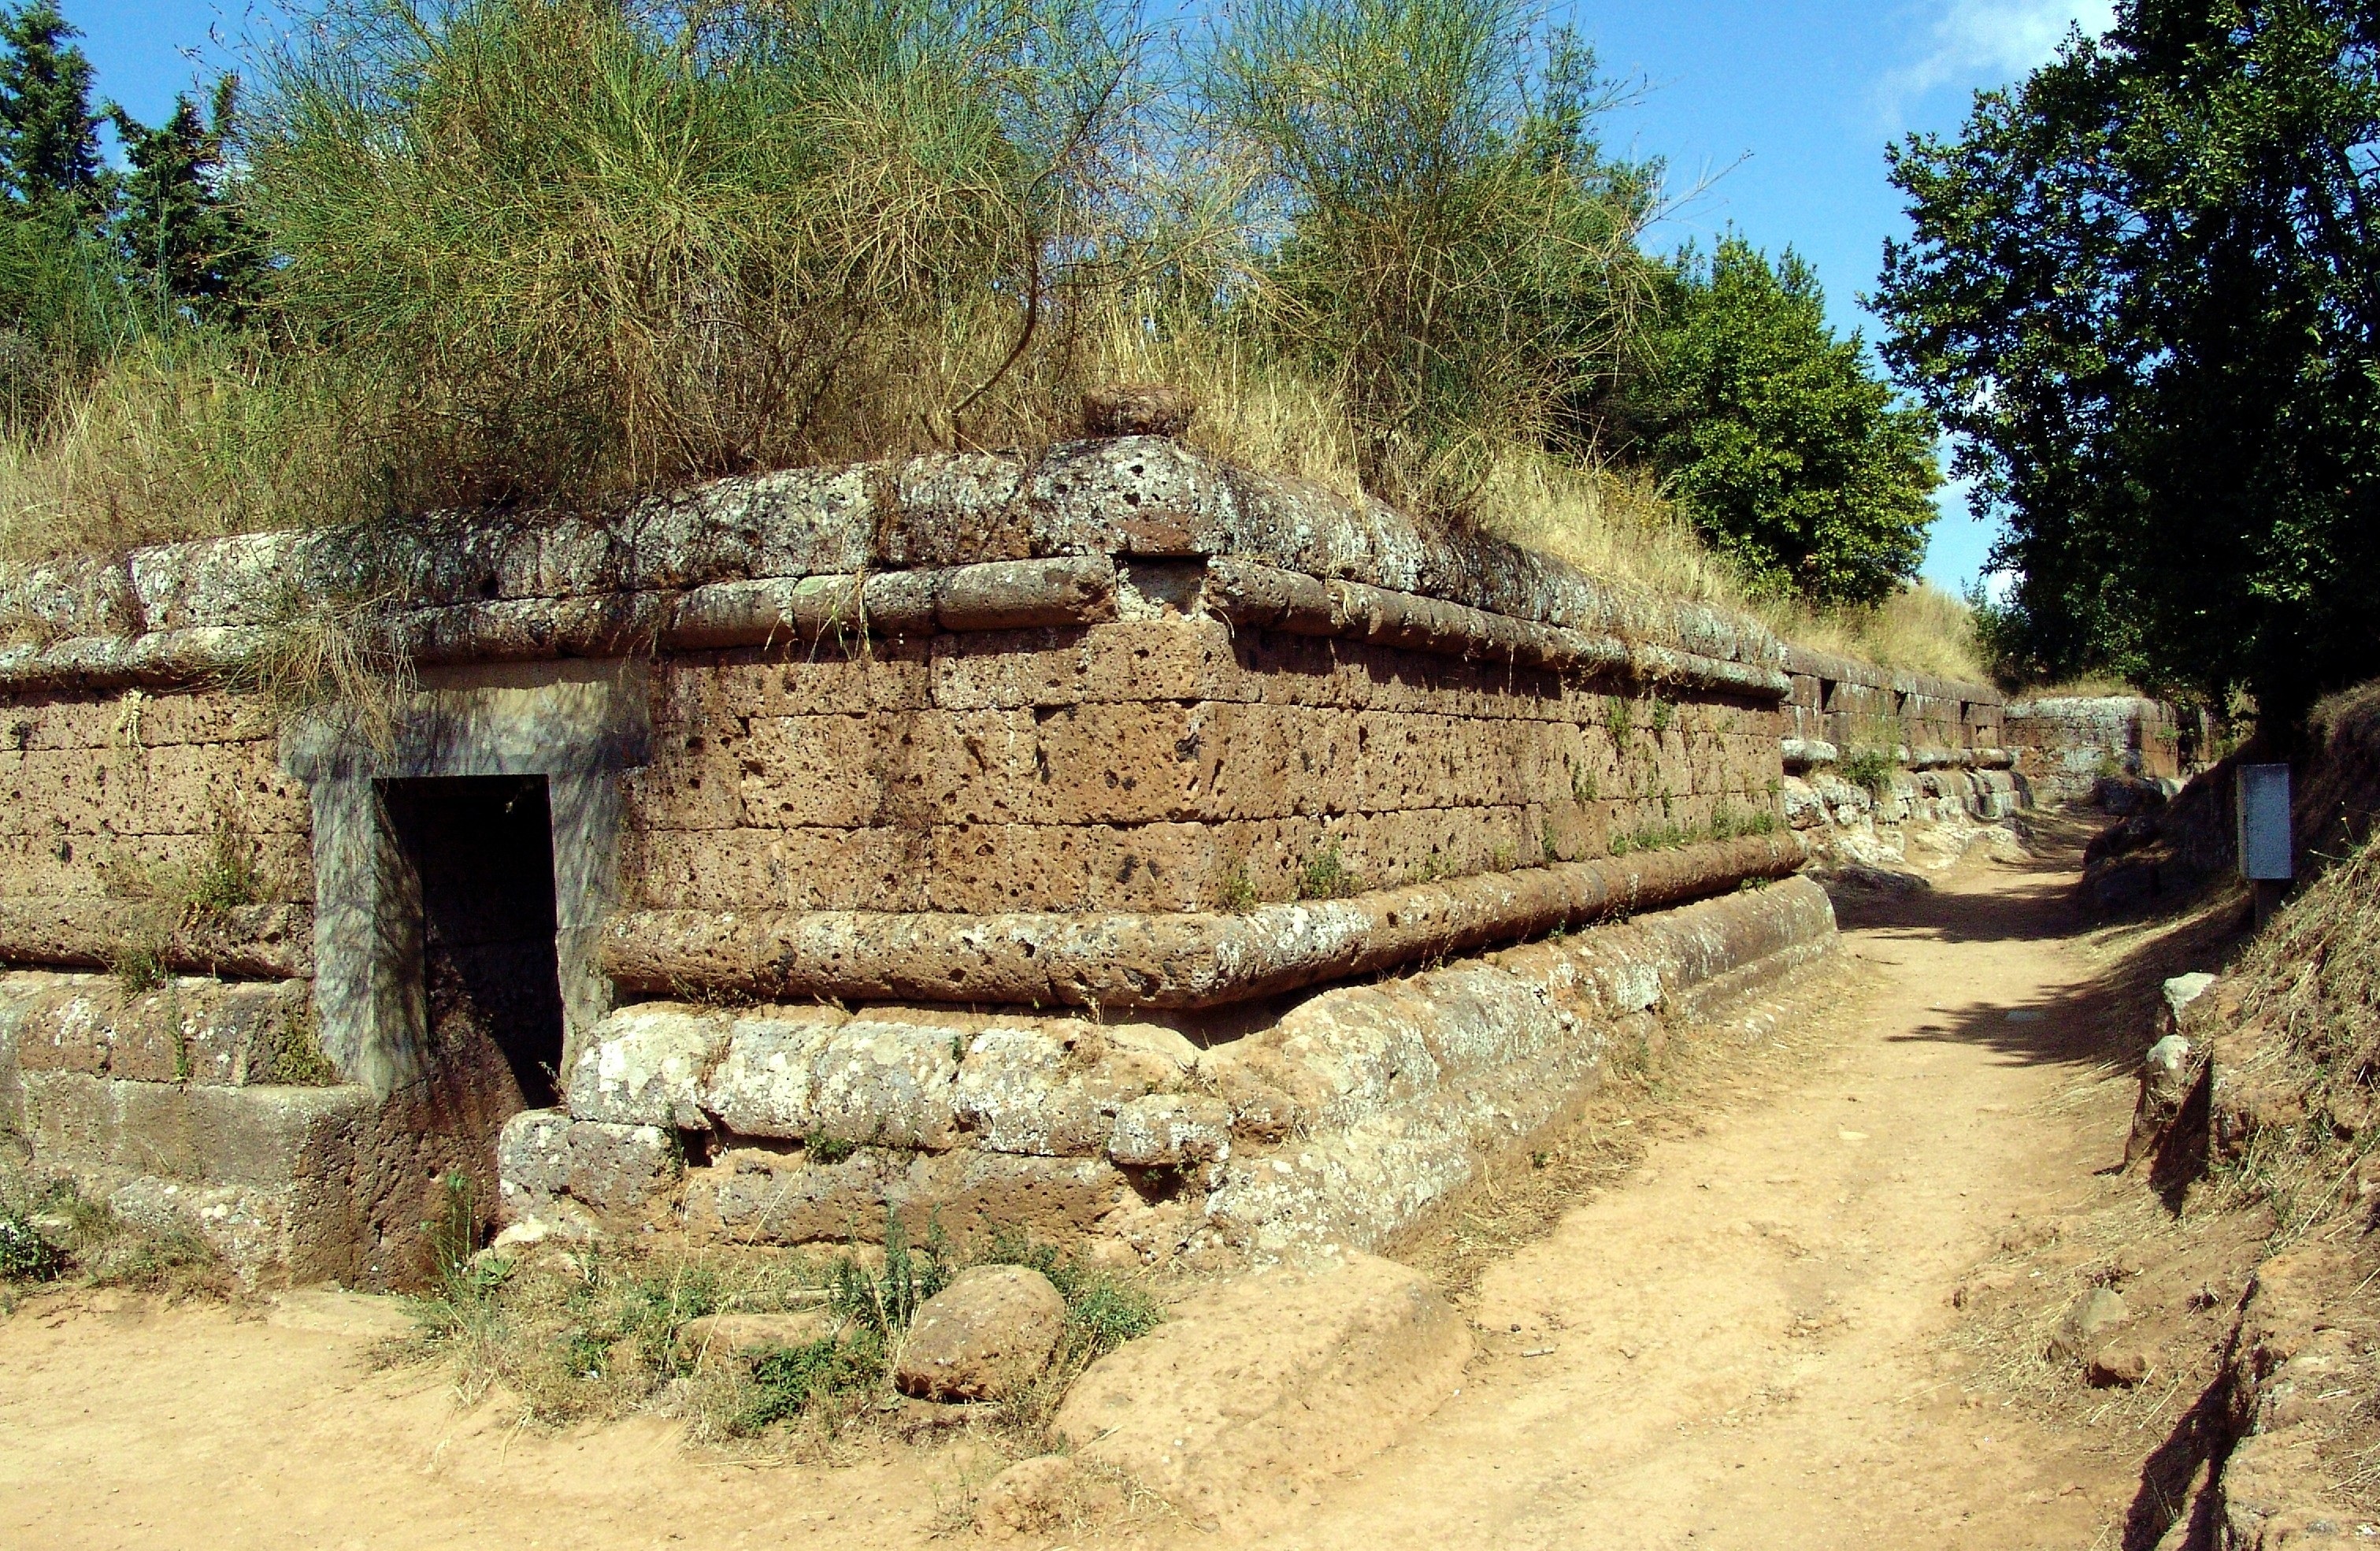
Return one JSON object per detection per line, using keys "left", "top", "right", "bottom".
{"left": 502, "top": 874, "right": 1841, "bottom": 1261}
{"left": 601, "top": 830, "right": 1805, "bottom": 1012}
{"left": 0, "top": 440, "right": 1790, "bottom": 702}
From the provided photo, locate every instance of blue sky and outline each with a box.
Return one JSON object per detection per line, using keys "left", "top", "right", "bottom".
{"left": 60, "top": 0, "right": 2114, "bottom": 592}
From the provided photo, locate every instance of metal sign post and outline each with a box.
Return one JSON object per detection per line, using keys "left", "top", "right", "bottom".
{"left": 2236, "top": 763, "right": 2293, "bottom": 926}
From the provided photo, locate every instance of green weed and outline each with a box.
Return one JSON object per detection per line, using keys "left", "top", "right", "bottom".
{"left": 736, "top": 1327, "right": 888, "bottom": 1433}
{"left": 106, "top": 940, "right": 169, "bottom": 997}
{"left": 1607, "top": 805, "right": 1774, "bottom": 857}
{"left": 803, "top": 1128, "right": 856, "bottom": 1165}
{"left": 0, "top": 1210, "right": 61, "bottom": 1282}
{"left": 1603, "top": 697, "right": 1634, "bottom": 744}
{"left": 1297, "top": 841, "right": 1359, "bottom": 900}
{"left": 0, "top": 1168, "right": 220, "bottom": 1293}
{"left": 1837, "top": 747, "right": 1896, "bottom": 793}
{"left": 146, "top": 811, "right": 268, "bottom": 915}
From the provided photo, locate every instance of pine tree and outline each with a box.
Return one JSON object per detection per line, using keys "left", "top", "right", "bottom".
{"left": 109, "top": 76, "right": 261, "bottom": 321}
{"left": 0, "top": 2, "right": 105, "bottom": 219}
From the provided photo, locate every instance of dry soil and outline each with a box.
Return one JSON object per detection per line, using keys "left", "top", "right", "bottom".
{"left": 0, "top": 832, "right": 2171, "bottom": 1549}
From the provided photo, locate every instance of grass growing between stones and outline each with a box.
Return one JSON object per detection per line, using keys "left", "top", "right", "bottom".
{"left": 1837, "top": 747, "right": 1898, "bottom": 795}
{"left": 0, "top": 1163, "right": 228, "bottom": 1309}
{"left": 1607, "top": 805, "right": 1778, "bottom": 857}
{"left": 395, "top": 1213, "right": 1161, "bottom": 1456}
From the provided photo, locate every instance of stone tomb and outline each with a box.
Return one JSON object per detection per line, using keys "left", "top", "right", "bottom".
{"left": 0, "top": 435, "right": 1886, "bottom": 1282}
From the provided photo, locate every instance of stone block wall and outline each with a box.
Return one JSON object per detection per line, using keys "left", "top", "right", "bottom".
{"left": 1770, "top": 644, "right": 2033, "bottom": 866}
{"left": 501, "top": 875, "right": 1841, "bottom": 1264}
{"left": 1789, "top": 637, "right": 2008, "bottom": 766}
{"left": 1779, "top": 644, "right": 2006, "bottom": 759}
{"left": 2007, "top": 696, "right": 2186, "bottom": 801}
{"left": 0, "top": 688, "right": 314, "bottom": 979}
{"left": 0, "top": 432, "right": 2111, "bottom": 1281}
{"left": 624, "top": 618, "right": 1785, "bottom": 923}
{"left": 0, "top": 971, "right": 483, "bottom": 1285}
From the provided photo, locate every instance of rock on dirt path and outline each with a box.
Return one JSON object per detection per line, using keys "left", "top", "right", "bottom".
{"left": 0, "top": 840, "right": 2143, "bottom": 1549}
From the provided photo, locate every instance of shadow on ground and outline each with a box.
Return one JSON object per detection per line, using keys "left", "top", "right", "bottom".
{"left": 1829, "top": 815, "right": 2252, "bottom": 1074}
{"left": 1833, "top": 811, "right": 2263, "bottom": 1551}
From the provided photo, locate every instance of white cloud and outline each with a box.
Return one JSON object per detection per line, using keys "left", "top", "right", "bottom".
{"left": 1880, "top": 0, "right": 2116, "bottom": 122}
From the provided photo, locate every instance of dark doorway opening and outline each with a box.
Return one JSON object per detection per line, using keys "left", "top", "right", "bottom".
{"left": 382, "top": 774, "right": 566, "bottom": 1109}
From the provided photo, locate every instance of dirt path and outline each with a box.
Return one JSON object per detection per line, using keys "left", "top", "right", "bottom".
{"left": 0, "top": 837, "right": 2148, "bottom": 1549}
{"left": 1203, "top": 844, "right": 2144, "bottom": 1550}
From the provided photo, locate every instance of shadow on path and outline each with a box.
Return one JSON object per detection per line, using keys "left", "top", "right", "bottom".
{"left": 1831, "top": 833, "right": 2252, "bottom": 1075}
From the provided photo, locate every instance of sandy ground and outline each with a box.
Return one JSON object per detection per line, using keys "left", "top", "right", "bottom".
{"left": 0, "top": 834, "right": 2156, "bottom": 1549}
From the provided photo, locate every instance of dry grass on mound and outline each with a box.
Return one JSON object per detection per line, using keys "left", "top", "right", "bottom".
{"left": 1104, "top": 318, "right": 1989, "bottom": 680}
{"left": 2207, "top": 829, "right": 2380, "bottom": 1245}
{"left": 0, "top": 355, "right": 1992, "bottom": 684}
{"left": 0, "top": 288, "right": 1989, "bottom": 685}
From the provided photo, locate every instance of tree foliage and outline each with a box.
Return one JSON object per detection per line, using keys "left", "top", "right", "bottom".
{"left": 0, "top": 1, "right": 101, "bottom": 217}
{"left": 110, "top": 78, "right": 262, "bottom": 322}
{"left": 0, "top": 3, "right": 258, "bottom": 433}
{"left": 1625, "top": 237, "right": 1938, "bottom": 607}
{"left": 1876, "top": 0, "right": 2380, "bottom": 714}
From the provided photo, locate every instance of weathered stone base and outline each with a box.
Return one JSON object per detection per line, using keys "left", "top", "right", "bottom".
{"left": 1200, "top": 876, "right": 1837, "bottom": 1260}
{"left": 502, "top": 875, "right": 1839, "bottom": 1263}
{"left": 1783, "top": 765, "right": 2029, "bottom": 873}
{"left": 13, "top": 1069, "right": 376, "bottom": 1284}
{"left": 0, "top": 970, "right": 524, "bottom": 1288}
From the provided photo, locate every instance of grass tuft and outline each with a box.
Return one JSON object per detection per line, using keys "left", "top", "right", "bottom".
{"left": 1837, "top": 747, "right": 1896, "bottom": 795}
{"left": 0, "top": 1166, "right": 224, "bottom": 1297}
{"left": 1296, "top": 841, "right": 1361, "bottom": 900}
{"left": 394, "top": 1208, "right": 1164, "bottom": 1449}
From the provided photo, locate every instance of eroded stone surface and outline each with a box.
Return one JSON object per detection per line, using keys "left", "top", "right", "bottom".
{"left": 1108, "top": 1093, "right": 1232, "bottom": 1167}
{"left": 689, "top": 1145, "right": 1127, "bottom": 1247}
{"left": 496, "top": 1110, "right": 677, "bottom": 1222}
{"left": 895, "top": 1263, "right": 1067, "bottom": 1401}
{"left": 1054, "top": 1252, "right": 1471, "bottom": 1523}
{"left": 565, "top": 1003, "right": 726, "bottom": 1129}
{"left": 692, "top": 1007, "right": 848, "bottom": 1137}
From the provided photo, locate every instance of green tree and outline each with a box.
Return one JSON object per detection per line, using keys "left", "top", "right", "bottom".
{"left": 1203, "top": 0, "right": 1656, "bottom": 511}
{"left": 0, "top": 3, "right": 126, "bottom": 433}
{"left": 1624, "top": 236, "right": 1938, "bottom": 607}
{"left": 109, "top": 76, "right": 262, "bottom": 321}
{"left": 0, "top": 1, "right": 103, "bottom": 217}
{"left": 1875, "top": 0, "right": 2380, "bottom": 715}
